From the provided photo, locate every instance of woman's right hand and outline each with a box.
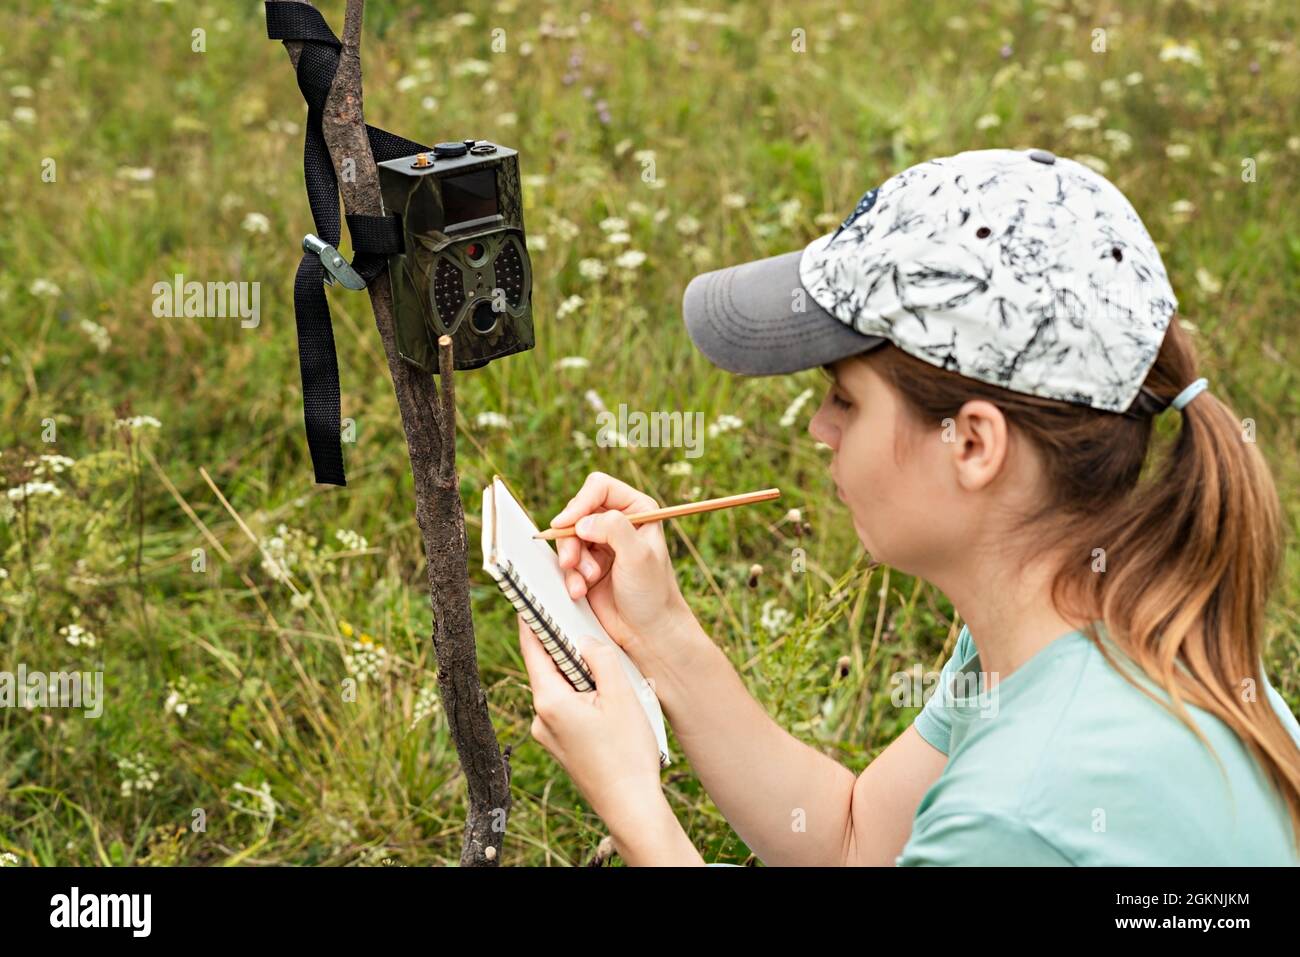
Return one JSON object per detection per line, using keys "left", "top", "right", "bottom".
{"left": 549, "top": 472, "right": 700, "bottom": 669}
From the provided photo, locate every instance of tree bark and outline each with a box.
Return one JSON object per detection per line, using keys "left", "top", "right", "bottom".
{"left": 276, "top": 0, "right": 510, "bottom": 866}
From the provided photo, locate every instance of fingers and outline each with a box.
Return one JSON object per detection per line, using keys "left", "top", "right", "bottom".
{"left": 565, "top": 541, "right": 615, "bottom": 600}
{"left": 551, "top": 472, "right": 658, "bottom": 530}
{"left": 587, "top": 544, "right": 616, "bottom": 582}
{"left": 557, "top": 530, "right": 584, "bottom": 570}
{"left": 581, "top": 640, "right": 632, "bottom": 703}
{"left": 517, "top": 615, "right": 571, "bottom": 703}
{"left": 573, "top": 510, "right": 653, "bottom": 568}
{"left": 577, "top": 543, "right": 601, "bottom": 580}
{"left": 565, "top": 567, "right": 587, "bottom": 600}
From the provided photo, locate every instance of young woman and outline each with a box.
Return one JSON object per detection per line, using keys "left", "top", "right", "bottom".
{"left": 516, "top": 148, "right": 1300, "bottom": 866}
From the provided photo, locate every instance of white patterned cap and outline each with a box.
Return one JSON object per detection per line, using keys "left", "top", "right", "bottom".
{"left": 683, "top": 147, "right": 1179, "bottom": 413}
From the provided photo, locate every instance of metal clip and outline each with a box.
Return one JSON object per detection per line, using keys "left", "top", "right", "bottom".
{"left": 303, "top": 234, "right": 367, "bottom": 290}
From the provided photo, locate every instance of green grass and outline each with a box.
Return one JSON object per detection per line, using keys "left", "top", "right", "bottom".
{"left": 0, "top": 0, "right": 1297, "bottom": 865}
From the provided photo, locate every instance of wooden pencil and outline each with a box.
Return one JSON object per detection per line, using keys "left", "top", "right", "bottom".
{"left": 532, "top": 488, "right": 781, "bottom": 541}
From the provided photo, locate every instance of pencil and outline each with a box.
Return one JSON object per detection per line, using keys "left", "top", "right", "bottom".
{"left": 533, "top": 488, "right": 781, "bottom": 541}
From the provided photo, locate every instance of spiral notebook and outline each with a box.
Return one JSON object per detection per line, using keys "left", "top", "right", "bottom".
{"left": 481, "top": 475, "right": 671, "bottom": 768}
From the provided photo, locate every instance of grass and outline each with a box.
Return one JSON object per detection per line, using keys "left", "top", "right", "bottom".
{"left": 0, "top": 0, "right": 1297, "bottom": 865}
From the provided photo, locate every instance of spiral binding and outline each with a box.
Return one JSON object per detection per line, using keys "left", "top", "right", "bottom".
{"left": 496, "top": 560, "right": 595, "bottom": 692}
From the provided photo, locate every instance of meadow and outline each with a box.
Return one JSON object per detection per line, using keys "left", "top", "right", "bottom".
{"left": 0, "top": 0, "right": 1297, "bottom": 865}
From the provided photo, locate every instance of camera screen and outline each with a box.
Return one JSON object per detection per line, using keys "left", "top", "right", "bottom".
{"left": 442, "top": 169, "right": 498, "bottom": 226}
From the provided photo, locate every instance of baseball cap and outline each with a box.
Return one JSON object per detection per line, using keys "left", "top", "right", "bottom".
{"left": 682, "top": 147, "right": 1180, "bottom": 415}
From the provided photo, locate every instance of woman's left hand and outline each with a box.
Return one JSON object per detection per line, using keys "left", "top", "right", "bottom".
{"left": 517, "top": 615, "right": 665, "bottom": 832}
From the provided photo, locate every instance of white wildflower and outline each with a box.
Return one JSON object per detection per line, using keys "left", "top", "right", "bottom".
{"left": 552, "top": 218, "right": 580, "bottom": 242}
{"left": 260, "top": 531, "right": 294, "bottom": 584}
{"left": 7, "top": 481, "right": 61, "bottom": 501}
{"left": 662, "top": 461, "right": 693, "bottom": 477}
{"left": 759, "top": 599, "right": 793, "bottom": 635}
{"left": 779, "top": 387, "right": 815, "bottom": 427}
{"left": 335, "top": 529, "right": 369, "bottom": 551}
{"left": 118, "top": 753, "right": 161, "bottom": 798}
{"left": 60, "top": 623, "right": 98, "bottom": 648}
{"left": 1159, "top": 41, "right": 1202, "bottom": 66}
{"left": 452, "top": 59, "right": 491, "bottom": 77}
{"left": 675, "top": 215, "right": 701, "bottom": 236}
{"left": 242, "top": 212, "right": 271, "bottom": 234}
{"left": 707, "top": 414, "right": 743, "bottom": 438}
{"left": 1195, "top": 268, "right": 1222, "bottom": 295}
{"left": 614, "top": 249, "right": 646, "bottom": 270}
{"left": 778, "top": 198, "right": 803, "bottom": 229}
{"left": 474, "top": 411, "right": 511, "bottom": 429}
{"left": 115, "top": 415, "right": 161, "bottom": 432}
{"left": 230, "top": 781, "right": 277, "bottom": 834}
{"left": 164, "top": 676, "right": 199, "bottom": 718}
{"left": 1102, "top": 129, "right": 1132, "bottom": 154}
{"left": 80, "top": 319, "right": 111, "bottom": 353}
{"left": 578, "top": 258, "right": 607, "bottom": 281}
{"left": 29, "top": 278, "right": 61, "bottom": 298}
{"left": 409, "top": 684, "right": 441, "bottom": 730}
{"left": 554, "top": 356, "right": 590, "bottom": 370}
{"left": 556, "top": 294, "right": 585, "bottom": 318}
{"left": 343, "top": 636, "right": 388, "bottom": 682}
{"left": 35, "top": 454, "right": 75, "bottom": 476}
{"left": 975, "top": 113, "right": 1001, "bottom": 130}
{"left": 116, "top": 166, "right": 155, "bottom": 182}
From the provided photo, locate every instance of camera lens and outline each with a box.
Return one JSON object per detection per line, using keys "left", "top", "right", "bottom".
{"left": 470, "top": 300, "right": 499, "bottom": 335}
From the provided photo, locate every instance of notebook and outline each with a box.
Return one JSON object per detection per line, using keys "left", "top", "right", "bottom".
{"left": 481, "top": 475, "right": 671, "bottom": 768}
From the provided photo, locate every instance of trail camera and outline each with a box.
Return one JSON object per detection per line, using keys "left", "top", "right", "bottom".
{"left": 378, "top": 140, "right": 534, "bottom": 373}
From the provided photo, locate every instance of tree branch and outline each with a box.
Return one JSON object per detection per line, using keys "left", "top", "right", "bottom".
{"left": 276, "top": 0, "right": 511, "bottom": 866}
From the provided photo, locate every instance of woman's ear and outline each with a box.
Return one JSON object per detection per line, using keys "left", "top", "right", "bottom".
{"left": 947, "top": 399, "right": 1010, "bottom": 492}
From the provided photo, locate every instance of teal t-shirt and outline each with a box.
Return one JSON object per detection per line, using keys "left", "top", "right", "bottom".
{"left": 897, "top": 623, "right": 1300, "bottom": 865}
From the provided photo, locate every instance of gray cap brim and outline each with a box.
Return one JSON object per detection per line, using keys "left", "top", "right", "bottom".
{"left": 682, "top": 248, "right": 886, "bottom": 376}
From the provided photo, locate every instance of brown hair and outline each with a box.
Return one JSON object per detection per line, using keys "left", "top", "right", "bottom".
{"left": 859, "top": 320, "right": 1300, "bottom": 851}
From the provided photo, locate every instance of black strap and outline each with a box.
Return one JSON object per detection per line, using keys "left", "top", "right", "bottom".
{"left": 265, "top": 1, "right": 428, "bottom": 485}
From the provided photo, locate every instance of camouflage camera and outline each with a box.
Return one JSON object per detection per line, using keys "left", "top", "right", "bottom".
{"left": 377, "top": 140, "right": 534, "bottom": 373}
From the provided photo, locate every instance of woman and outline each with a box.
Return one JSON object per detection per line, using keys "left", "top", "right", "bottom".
{"left": 516, "top": 148, "right": 1300, "bottom": 865}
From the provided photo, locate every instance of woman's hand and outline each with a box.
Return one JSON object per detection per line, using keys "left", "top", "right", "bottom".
{"left": 517, "top": 616, "right": 666, "bottom": 832}
{"left": 518, "top": 617, "right": 705, "bottom": 865}
{"left": 548, "top": 472, "right": 698, "bottom": 670}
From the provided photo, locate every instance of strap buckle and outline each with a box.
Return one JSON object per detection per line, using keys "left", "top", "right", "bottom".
{"left": 303, "top": 234, "right": 367, "bottom": 290}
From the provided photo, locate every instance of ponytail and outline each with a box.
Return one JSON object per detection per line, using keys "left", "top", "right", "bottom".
{"left": 866, "top": 321, "right": 1300, "bottom": 851}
